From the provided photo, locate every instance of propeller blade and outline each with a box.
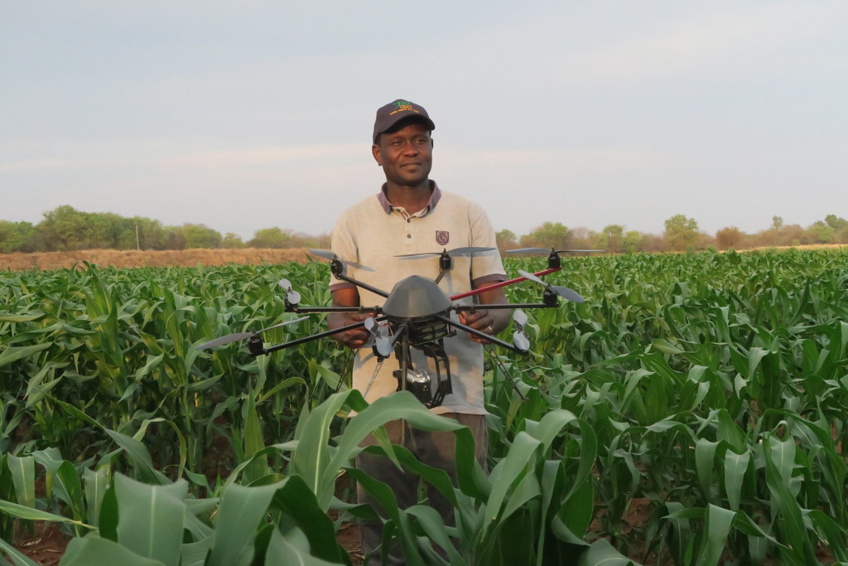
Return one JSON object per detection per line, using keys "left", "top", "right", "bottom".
{"left": 375, "top": 335, "right": 394, "bottom": 358}
{"left": 396, "top": 246, "right": 495, "bottom": 259}
{"left": 513, "top": 331, "right": 530, "bottom": 352}
{"left": 517, "top": 269, "right": 546, "bottom": 285}
{"left": 505, "top": 247, "right": 550, "bottom": 255}
{"left": 278, "top": 279, "right": 301, "bottom": 304}
{"left": 195, "top": 316, "right": 308, "bottom": 351}
{"left": 196, "top": 332, "right": 254, "bottom": 350}
{"left": 517, "top": 270, "right": 584, "bottom": 303}
{"left": 307, "top": 249, "right": 374, "bottom": 271}
{"left": 513, "top": 310, "right": 528, "bottom": 327}
{"left": 551, "top": 286, "right": 585, "bottom": 303}
{"left": 445, "top": 246, "right": 496, "bottom": 256}
{"left": 506, "top": 247, "right": 602, "bottom": 255}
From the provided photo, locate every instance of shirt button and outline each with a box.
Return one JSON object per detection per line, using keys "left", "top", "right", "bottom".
{"left": 407, "top": 234, "right": 412, "bottom": 239}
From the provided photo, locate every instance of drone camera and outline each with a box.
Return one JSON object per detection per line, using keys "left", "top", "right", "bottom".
{"left": 393, "top": 368, "right": 433, "bottom": 405}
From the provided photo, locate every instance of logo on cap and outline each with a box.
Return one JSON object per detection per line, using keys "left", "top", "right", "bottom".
{"left": 390, "top": 100, "right": 420, "bottom": 117}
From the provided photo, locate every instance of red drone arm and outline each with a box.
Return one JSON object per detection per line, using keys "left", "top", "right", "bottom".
{"left": 449, "top": 267, "right": 562, "bottom": 301}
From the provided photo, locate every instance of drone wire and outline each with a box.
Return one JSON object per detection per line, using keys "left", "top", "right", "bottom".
{"left": 362, "top": 357, "right": 385, "bottom": 400}
{"left": 484, "top": 343, "right": 527, "bottom": 401}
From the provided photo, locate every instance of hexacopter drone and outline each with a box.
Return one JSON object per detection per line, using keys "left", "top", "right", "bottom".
{"left": 196, "top": 247, "right": 595, "bottom": 408}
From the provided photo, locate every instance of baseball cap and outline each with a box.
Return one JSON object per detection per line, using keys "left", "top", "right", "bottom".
{"left": 372, "top": 99, "right": 435, "bottom": 143}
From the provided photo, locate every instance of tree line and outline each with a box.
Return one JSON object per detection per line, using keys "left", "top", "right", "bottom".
{"left": 500, "top": 214, "right": 848, "bottom": 253}
{"left": 1, "top": 205, "right": 846, "bottom": 255}
{"left": 0, "top": 205, "right": 330, "bottom": 254}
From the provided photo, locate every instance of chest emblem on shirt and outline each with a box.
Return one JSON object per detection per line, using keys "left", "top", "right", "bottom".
{"left": 435, "top": 230, "right": 450, "bottom": 246}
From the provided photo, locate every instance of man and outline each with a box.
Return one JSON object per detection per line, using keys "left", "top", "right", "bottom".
{"left": 328, "top": 99, "right": 511, "bottom": 564}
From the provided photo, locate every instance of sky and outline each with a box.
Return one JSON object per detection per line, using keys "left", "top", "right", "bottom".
{"left": 2, "top": 1, "right": 847, "bottom": 241}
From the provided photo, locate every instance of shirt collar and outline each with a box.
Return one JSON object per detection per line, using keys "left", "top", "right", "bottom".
{"left": 377, "top": 180, "right": 441, "bottom": 215}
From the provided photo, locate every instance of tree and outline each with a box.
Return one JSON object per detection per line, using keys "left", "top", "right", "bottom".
{"left": 0, "top": 221, "right": 35, "bottom": 253}
{"left": 598, "top": 225, "right": 624, "bottom": 253}
{"left": 664, "top": 215, "right": 699, "bottom": 251}
{"left": 249, "top": 227, "right": 292, "bottom": 249}
{"left": 824, "top": 214, "right": 848, "bottom": 231}
{"left": 222, "top": 233, "right": 245, "bottom": 248}
{"left": 520, "top": 221, "right": 569, "bottom": 250}
{"left": 622, "top": 231, "right": 645, "bottom": 253}
{"left": 772, "top": 216, "right": 784, "bottom": 231}
{"left": 495, "top": 229, "right": 517, "bottom": 251}
{"left": 806, "top": 221, "right": 835, "bottom": 244}
{"left": 715, "top": 226, "right": 745, "bottom": 250}
{"left": 181, "top": 224, "right": 222, "bottom": 249}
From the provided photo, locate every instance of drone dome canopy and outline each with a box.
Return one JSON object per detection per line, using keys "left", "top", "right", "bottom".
{"left": 382, "top": 275, "right": 452, "bottom": 319}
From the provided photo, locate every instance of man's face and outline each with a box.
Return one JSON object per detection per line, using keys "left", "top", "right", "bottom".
{"left": 372, "top": 122, "right": 433, "bottom": 188}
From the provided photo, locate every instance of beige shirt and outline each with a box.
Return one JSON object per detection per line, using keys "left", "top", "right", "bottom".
{"left": 330, "top": 185, "right": 505, "bottom": 414}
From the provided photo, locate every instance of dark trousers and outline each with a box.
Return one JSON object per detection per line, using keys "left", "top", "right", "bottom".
{"left": 355, "top": 413, "right": 487, "bottom": 565}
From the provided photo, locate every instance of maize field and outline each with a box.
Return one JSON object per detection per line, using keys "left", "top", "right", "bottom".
{"left": 1, "top": 249, "right": 848, "bottom": 565}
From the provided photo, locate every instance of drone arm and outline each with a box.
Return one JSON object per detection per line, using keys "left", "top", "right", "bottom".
{"left": 454, "top": 302, "right": 552, "bottom": 311}
{"left": 261, "top": 319, "right": 372, "bottom": 355}
{"left": 449, "top": 267, "right": 562, "bottom": 301}
{"left": 435, "top": 314, "right": 527, "bottom": 354}
{"left": 334, "top": 271, "right": 389, "bottom": 299}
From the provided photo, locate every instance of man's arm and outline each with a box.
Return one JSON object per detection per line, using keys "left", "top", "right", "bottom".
{"left": 328, "top": 286, "right": 374, "bottom": 349}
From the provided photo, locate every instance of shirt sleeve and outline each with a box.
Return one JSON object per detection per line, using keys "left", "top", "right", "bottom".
{"left": 468, "top": 201, "right": 506, "bottom": 284}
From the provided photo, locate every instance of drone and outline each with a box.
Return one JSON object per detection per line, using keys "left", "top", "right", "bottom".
{"left": 196, "top": 246, "right": 595, "bottom": 408}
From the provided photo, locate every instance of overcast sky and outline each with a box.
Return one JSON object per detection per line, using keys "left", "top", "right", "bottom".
{"left": 2, "top": 1, "right": 846, "bottom": 241}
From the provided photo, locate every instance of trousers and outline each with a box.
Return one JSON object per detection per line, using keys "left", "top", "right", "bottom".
{"left": 354, "top": 413, "right": 487, "bottom": 565}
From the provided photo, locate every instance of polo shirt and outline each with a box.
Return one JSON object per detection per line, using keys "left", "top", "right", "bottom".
{"left": 330, "top": 182, "right": 506, "bottom": 415}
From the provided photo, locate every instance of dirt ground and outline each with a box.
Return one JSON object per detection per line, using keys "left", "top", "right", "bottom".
{"left": 0, "top": 248, "right": 314, "bottom": 271}
{"left": 10, "top": 499, "right": 662, "bottom": 565}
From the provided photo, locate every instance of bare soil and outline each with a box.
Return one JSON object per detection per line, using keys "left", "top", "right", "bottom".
{"left": 0, "top": 248, "right": 314, "bottom": 271}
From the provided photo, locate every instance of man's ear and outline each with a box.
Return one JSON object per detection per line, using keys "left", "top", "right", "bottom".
{"left": 372, "top": 144, "right": 382, "bottom": 166}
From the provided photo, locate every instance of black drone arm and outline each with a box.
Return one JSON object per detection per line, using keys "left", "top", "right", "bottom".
{"left": 434, "top": 314, "right": 527, "bottom": 354}
{"left": 333, "top": 270, "right": 389, "bottom": 299}
{"left": 259, "top": 317, "right": 381, "bottom": 355}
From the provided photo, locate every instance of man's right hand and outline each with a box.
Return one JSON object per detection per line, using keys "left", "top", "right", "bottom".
{"left": 328, "top": 286, "right": 373, "bottom": 349}
{"left": 330, "top": 312, "right": 374, "bottom": 349}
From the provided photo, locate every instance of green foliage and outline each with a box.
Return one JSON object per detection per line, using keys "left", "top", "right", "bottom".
{"left": 521, "top": 221, "right": 570, "bottom": 250}
{"left": 3, "top": 249, "right": 848, "bottom": 564}
{"left": 664, "top": 214, "right": 699, "bottom": 251}
{"left": 248, "top": 227, "right": 293, "bottom": 249}
{"left": 180, "top": 224, "right": 222, "bottom": 249}
{"left": 0, "top": 221, "right": 35, "bottom": 253}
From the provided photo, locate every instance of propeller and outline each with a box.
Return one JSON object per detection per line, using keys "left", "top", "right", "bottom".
{"left": 278, "top": 279, "right": 301, "bottom": 305}
{"left": 195, "top": 316, "right": 309, "bottom": 350}
{"left": 512, "top": 310, "right": 530, "bottom": 352}
{"left": 308, "top": 249, "right": 374, "bottom": 272}
{"left": 364, "top": 317, "right": 393, "bottom": 358}
{"left": 517, "top": 269, "right": 585, "bottom": 303}
{"left": 505, "top": 247, "right": 603, "bottom": 256}
{"left": 395, "top": 246, "right": 496, "bottom": 259}
{"left": 396, "top": 247, "right": 496, "bottom": 283}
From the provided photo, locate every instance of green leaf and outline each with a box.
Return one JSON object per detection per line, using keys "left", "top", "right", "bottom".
{"left": 60, "top": 535, "right": 167, "bottom": 566}
{"left": 113, "top": 474, "right": 188, "bottom": 566}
